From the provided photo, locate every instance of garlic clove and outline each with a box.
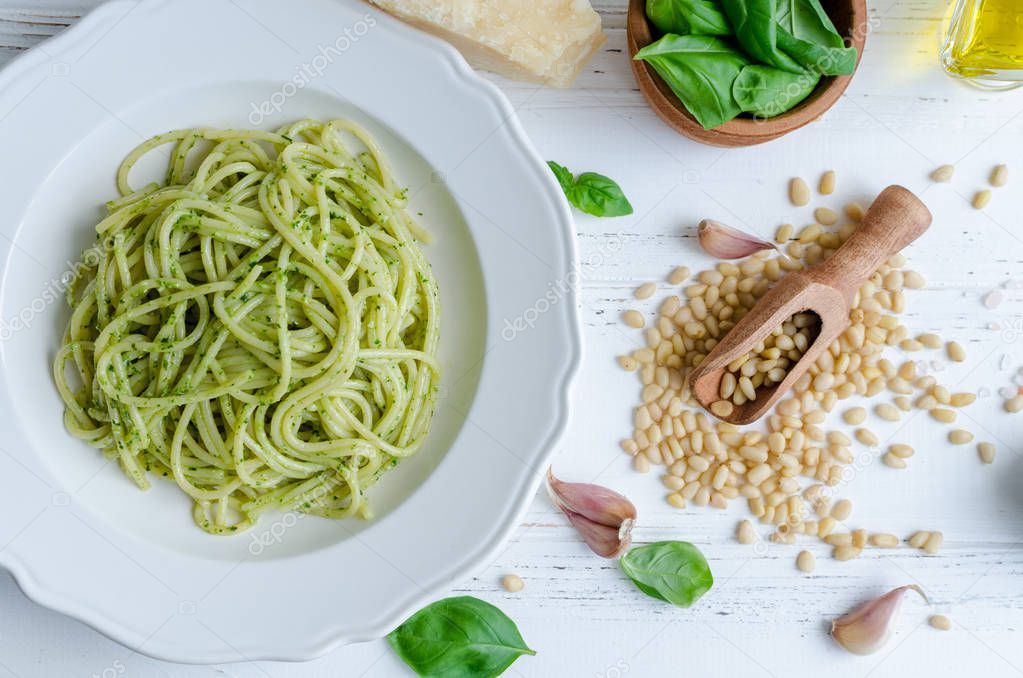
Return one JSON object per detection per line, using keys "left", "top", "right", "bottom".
{"left": 564, "top": 509, "right": 634, "bottom": 558}
{"left": 697, "top": 219, "right": 777, "bottom": 259}
{"left": 547, "top": 468, "right": 636, "bottom": 558}
{"left": 831, "top": 585, "right": 928, "bottom": 655}
{"left": 546, "top": 469, "right": 637, "bottom": 526}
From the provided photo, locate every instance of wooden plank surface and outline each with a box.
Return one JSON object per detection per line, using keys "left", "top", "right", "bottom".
{"left": 0, "top": 1, "right": 1021, "bottom": 677}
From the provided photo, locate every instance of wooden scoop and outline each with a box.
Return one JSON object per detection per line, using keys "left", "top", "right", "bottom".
{"left": 689, "top": 185, "right": 932, "bottom": 425}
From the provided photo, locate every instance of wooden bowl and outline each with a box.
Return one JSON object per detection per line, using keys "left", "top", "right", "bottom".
{"left": 627, "top": 0, "right": 867, "bottom": 146}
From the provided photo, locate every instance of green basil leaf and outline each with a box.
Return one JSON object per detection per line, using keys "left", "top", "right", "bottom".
{"left": 776, "top": 27, "right": 856, "bottom": 75}
{"left": 775, "top": 0, "right": 857, "bottom": 75}
{"left": 547, "top": 160, "right": 575, "bottom": 195}
{"left": 387, "top": 596, "right": 536, "bottom": 678}
{"left": 547, "top": 162, "right": 633, "bottom": 217}
{"left": 572, "top": 172, "right": 634, "bottom": 217}
{"left": 719, "top": 0, "right": 803, "bottom": 73}
{"left": 634, "top": 34, "right": 749, "bottom": 129}
{"left": 621, "top": 541, "right": 714, "bottom": 608}
{"left": 645, "top": 0, "right": 732, "bottom": 36}
{"left": 732, "top": 64, "right": 820, "bottom": 117}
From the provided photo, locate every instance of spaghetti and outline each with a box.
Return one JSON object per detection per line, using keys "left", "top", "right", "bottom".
{"left": 53, "top": 119, "right": 440, "bottom": 534}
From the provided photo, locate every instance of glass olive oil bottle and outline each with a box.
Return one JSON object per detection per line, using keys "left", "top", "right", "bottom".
{"left": 941, "top": 0, "right": 1023, "bottom": 89}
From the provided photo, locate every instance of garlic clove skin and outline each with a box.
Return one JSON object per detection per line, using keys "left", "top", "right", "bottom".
{"left": 697, "top": 219, "right": 777, "bottom": 260}
{"left": 547, "top": 468, "right": 637, "bottom": 558}
{"left": 832, "top": 585, "right": 928, "bottom": 655}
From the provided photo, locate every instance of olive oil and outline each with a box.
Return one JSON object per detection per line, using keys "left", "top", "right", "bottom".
{"left": 941, "top": 0, "right": 1023, "bottom": 89}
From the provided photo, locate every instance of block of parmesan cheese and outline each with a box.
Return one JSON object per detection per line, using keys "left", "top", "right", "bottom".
{"left": 369, "top": 0, "right": 606, "bottom": 88}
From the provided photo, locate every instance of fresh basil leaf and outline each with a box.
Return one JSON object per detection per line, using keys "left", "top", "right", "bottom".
{"left": 572, "top": 172, "right": 634, "bottom": 217}
{"left": 776, "top": 27, "right": 856, "bottom": 75}
{"left": 547, "top": 160, "right": 575, "bottom": 195}
{"left": 547, "top": 162, "right": 633, "bottom": 217}
{"left": 634, "top": 34, "right": 749, "bottom": 129}
{"left": 732, "top": 64, "right": 820, "bottom": 117}
{"left": 621, "top": 541, "right": 714, "bottom": 608}
{"left": 646, "top": 0, "right": 732, "bottom": 36}
{"left": 719, "top": 0, "right": 804, "bottom": 73}
{"left": 387, "top": 596, "right": 536, "bottom": 678}
{"left": 775, "top": 0, "right": 857, "bottom": 75}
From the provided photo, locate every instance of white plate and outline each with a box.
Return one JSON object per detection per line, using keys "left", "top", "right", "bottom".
{"left": 0, "top": 0, "right": 580, "bottom": 663}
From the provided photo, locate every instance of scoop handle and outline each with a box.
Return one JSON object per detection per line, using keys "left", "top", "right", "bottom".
{"left": 807, "top": 185, "right": 931, "bottom": 301}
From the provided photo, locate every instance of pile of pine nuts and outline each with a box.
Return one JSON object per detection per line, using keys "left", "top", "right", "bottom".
{"left": 713, "top": 312, "right": 819, "bottom": 414}
{"left": 618, "top": 176, "right": 994, "bottom": 567}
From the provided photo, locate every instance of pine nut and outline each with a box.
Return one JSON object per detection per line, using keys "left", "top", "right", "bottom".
{"left": 883, "top": 452, "right": 907, "bottom": 469}
{"left": 1005, "top": 395, "right": 1023, "bottom": 413}
{"left": 827, "top": 431, "right": 851, "bottom": 446}
{"left": 973, "top": 188, "right": 990, "bottom": 209}
{"left": 948, "top": 429, "right": 973, "bottom": 445}
{"left": 931, "top": 408, "right": 957, "bottom": 423}
{"left": 623, "top": 310, "right": 645, "bottom": 329}
{"left": 854, "top": 428, "right": 879, "bottom": 447}
{"left": 819, "top": 171, "right": 836, "bottom": 195}
{"left": 842, "top": 407, "right": 867, "bottom": 425}
{"left": 930, "top": 164, "right": 954, "bottom": 182}
{"left": 668, "top": 266, "right": 690, "bottom": 285}
{"left": 833, "top": 545, "right": 861, "bottom": 561}
{"left": 817, "top": 516, "right": 836, "bottom": 537}
{"left": 889, "top": 444, "right": 914, "bottom": 458}
{"left": 798, "top": 223, "right": 821, "bottom": 243}
{"left": 869, "top": 533, "right": 899, "bottom": 548}
{"left": 908, "top": 531, "right": 931, "bottom": 548}
{"left": 737, "top": 520, "right": 756, "bottom": 544}
{"left": 501, "top": 574, "right": 524, "bottom": 592}
{"left": 929, "top": 614, "right": 952, "bottom": 631}
{"left": 635, "top": 282, "right": 656, "bottom": 299}
{"left": 617, "top": 356, "right": 638, "bottom": 372}
{"left": 946, "top": 341, "right": 966, "bottom": 362}
{"left": 899, "top": 339, "right": 923, "bottom": 351}
{"left": 991, "top": 164, "right": 1009, "bottom": 188}
{"left": 949, "top": 392, "right": 976, "bottom": 407}
{"left": 977, "top": 442, "right": 996, "bottom": 464}
{"left": 770, "top": 530, "right": 795, "bottom": 544}
{"left": 790, "top": 177, "right": 810, "bottom": 206}
{"left": 825, "top": 533, "right": 852, "bottom": 546}
{"left": 843, "top": 202, "right": 864, "bottom": 222}
{"left": 814, "top": 207, "right": 838, "bottom": 226}
{"left": 917, "top": 333, "right": 942, "bottom": 349}
{"left": 831, "top": 499, "right": 852, "bottom": 521}
{"left": 710, "top": 400, "right": 734, "bottom": 418}
{"left": 923, "top": 531, "right": 944, "bottom": 555}
{"left": 796, "top": 550, "right": 816, "bottom": 573}
{"left": 898, "top": 274, "right": 923, "bottom": 293}
{"left": 875, "top": 404, "right": 901, "bottom": 421}
{"left": 774, "top": 223, "right": 793, "bottom": 244}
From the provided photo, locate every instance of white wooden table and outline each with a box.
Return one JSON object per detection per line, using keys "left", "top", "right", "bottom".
{"left": 2, "top": 1, "right": 1022, "bottom": 676}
